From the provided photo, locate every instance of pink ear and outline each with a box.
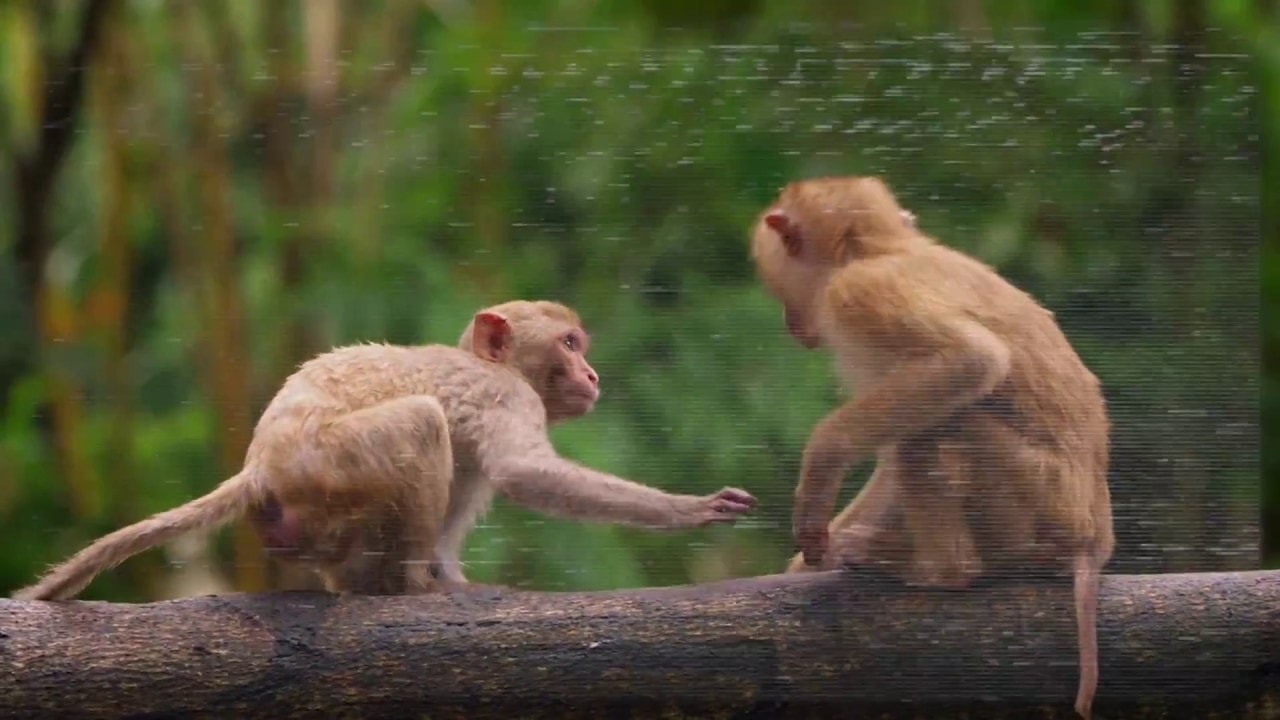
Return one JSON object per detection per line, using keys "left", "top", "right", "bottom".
{"left": 764, "top": 209, "right": 803, "bottom": 257}
{"left": 472, "top": 311, "right": 512, "bottom": 363}
{"left": 764, "top": 210, "right": 789, "bottom": 233}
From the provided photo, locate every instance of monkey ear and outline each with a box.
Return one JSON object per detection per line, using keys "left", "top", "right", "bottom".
{"left": 471, "top": 311, "right": 513, "bottom": 363}
{"left": 764, "top": 209, "right": 803, "bottom": 257}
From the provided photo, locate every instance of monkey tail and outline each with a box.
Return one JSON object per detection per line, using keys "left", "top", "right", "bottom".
{"left": 12, "top": 469, "right": 264, "bottom": 602}
{"left": 1072, "top": 552, "right": 1102, "bottom": 720}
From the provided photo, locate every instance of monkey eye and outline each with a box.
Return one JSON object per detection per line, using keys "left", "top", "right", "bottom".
{"left": 562, "top": 335, "right": 576, "bottom": 352}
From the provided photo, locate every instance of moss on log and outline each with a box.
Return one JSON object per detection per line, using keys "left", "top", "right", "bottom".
{"left": 1, "top": 569, "right": 1278, "bottom": 719}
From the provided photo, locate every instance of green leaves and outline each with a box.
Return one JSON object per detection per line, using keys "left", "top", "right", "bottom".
{"left": 0, "top": 0, "right": 1268, "bottom": 599}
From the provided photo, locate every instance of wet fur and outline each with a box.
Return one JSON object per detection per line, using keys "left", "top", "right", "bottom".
{"left": 15, "top": 300, "right": 756, "bottom": 601}
{"left": 753, "top": 176, "right": 1112, "bottom": 719}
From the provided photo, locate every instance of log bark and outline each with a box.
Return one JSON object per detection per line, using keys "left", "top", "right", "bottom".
{"left": 1, "top": 569, "right": 1277, "bottom": 719}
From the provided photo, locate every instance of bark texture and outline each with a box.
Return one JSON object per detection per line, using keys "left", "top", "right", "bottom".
{"left": 1, "top": 569, "right": 1278, "bottom": 719}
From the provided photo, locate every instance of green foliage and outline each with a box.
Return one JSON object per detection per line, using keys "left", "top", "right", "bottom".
{"left": 0, "top": 0, "right": 1271, "bottom": 599}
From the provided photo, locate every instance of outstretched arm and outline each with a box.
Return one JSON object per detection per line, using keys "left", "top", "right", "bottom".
{"left": 482, "top": 445, "right": 755, "bottom": 530}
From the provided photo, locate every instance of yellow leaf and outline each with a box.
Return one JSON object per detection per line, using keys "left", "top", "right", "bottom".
{"left": 1, "top": 0, "right": 43, "bottom": 155}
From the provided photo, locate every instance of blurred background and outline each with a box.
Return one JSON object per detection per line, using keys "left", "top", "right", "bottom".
{"left": 0, "top": 0, "right": 1271, "bottom": 602}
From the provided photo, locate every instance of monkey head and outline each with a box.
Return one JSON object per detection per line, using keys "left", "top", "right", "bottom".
{"left": 750, "top": 175, "right": 924, "bottom": 349}
{"left": 459, "top": 300, "right": 600, "bottom": 423}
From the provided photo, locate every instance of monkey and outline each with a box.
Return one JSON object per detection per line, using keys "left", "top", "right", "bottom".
{"left": 749, "top": 176, "right": 1112, "bottom": 720}
{"left": 14, "top": 300, "right": 757, "bottom": 601}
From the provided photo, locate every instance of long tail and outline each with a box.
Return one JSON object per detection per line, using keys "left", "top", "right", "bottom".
{"left": 1073, "top": 552, "right": 1102, "bottom": 720}
{"left": 12, "top": 469, "right": 261, "bottom": 601}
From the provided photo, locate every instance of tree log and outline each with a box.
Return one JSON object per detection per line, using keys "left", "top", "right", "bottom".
{"left": 1, "top": 569, "right": 1277, "bottom": 719}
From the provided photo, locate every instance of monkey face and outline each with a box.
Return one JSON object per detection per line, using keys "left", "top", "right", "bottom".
{"left": 460, "top": 302, "right": 601, "bottom": 423}
{"left": 751, "top": 210, "right": 828, "bottom": 350}
{"left": 751, "top": 177, "right": 929, "bottom": 351}
{"left": 539, "top": 327, "right": 599, "bottom": 422}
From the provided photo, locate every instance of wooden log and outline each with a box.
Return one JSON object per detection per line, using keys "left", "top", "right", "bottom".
{"left": 1, "top": 569, "right": 1278, "bottom": 719}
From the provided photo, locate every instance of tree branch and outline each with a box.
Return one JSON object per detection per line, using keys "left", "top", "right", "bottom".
{"left": 1, "top": 570, "right": 1277, "bottom": 719}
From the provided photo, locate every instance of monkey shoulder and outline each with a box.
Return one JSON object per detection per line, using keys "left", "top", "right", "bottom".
{"left": 821, "top": 253, "right": 969, "bottom": 334}
{"left": 287, "top": 343, "right": 531, "bottom": 411}
{"left": 857, "top": 248, "right": 1047, "bottom": 316}
{"left": 280, "top": 343, "right": 411, "bottom": 400}
{"left": 437, "top": 358, "right": 547, "bottom": 464}
{"left": 416, "top": 349, "right": 545, "bottom": 425}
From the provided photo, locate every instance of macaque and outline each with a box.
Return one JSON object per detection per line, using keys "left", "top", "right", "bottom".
{"left": 750, "top": 176, "right": 1113, "bottom": 720}
{"left": 15, "top": 300, "right": 756, "bottom": 601}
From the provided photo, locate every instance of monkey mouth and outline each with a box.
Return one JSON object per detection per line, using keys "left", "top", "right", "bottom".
{"left": 570, "top": 391, "right": 599, "bottom": 406}
{"left": 568, "top": 386, "right": 600, "bottom": 402}
{"left": 565, "top": 390, "right": 599, "bottom": 411}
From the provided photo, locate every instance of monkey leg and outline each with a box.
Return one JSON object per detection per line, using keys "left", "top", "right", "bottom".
{"left": 965, "top": 416, "right": 1096, "bottom": 579}
{"left": 320, "top": 518, "right": 407, "bottom": 595}
{"left": 895, "top": 441, "right": 982, "bottom": 589}
{"left": 431, "top": 474, "right": 497, "bottom": 585}
{"left": 785, "top": 462, "right": 899, "bottom": 574}
{"left": 787, "top": 446, "right": 980, "bottom": 587}
{"left": 287, "top": 395, "right": 452, "bottom": 596}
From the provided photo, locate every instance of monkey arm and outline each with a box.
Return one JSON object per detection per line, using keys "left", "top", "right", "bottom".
{"left": 811, "top": 327, "right": 1010, "bottom": 465}
{"left": 482, "top": 448, "right": 709, "bottom": 530}
{"left": 793, "top": 319, "right": 1010, "bottom": 559}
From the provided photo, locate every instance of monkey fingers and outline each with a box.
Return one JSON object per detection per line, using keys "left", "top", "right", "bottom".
{"left": 823, "top": 471, "right": 914, "bottom": 578}
{"left": 792, "top": 461, "right": 899, "bottom": 571}
{"left": 701, "top": 487, "right": 758, "bottom": 522}
{"left": 485, "top": 449, "right": 754, "bottom": 531}
{"left": 792, "top": 487, "right": 836, "bottom": 566}
{"left": 792, "top": 520, "right": 830, "bottom": 566}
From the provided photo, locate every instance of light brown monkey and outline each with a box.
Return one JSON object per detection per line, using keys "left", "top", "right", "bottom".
{"left": 750, "top": 177, "right": 1112, "bottom": 720}
{"left": 15, "top": 300, "right": 756, "bottom": 601}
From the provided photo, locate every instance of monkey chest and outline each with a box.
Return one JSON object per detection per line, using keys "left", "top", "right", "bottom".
{"left": 830, "top": 342, "right": 896, "bottom": 391}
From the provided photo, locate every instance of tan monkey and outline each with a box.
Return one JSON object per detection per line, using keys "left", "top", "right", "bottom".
{"left": 15, "top": 300, "right": 756, "bottom": 601}
{"left": 750, "top": 176, "right": 1112, "bottom": 720}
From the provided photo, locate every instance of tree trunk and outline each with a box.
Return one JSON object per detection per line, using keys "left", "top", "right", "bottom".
{"left": 5, "top": 0, "right": 116, "bottom": 410}
{"left": 2, "top": 570, "right": 1277, "bottom": 719}
{"left": 174, "top": 1, "right": 263, "bottom": 593}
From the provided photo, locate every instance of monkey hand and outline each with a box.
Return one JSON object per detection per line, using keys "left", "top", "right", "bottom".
{"left": 793, "top": 519, "right": 830, "bottom": 567}
{"left": 686, "top": 487, "right": 757, "bottom": 526}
